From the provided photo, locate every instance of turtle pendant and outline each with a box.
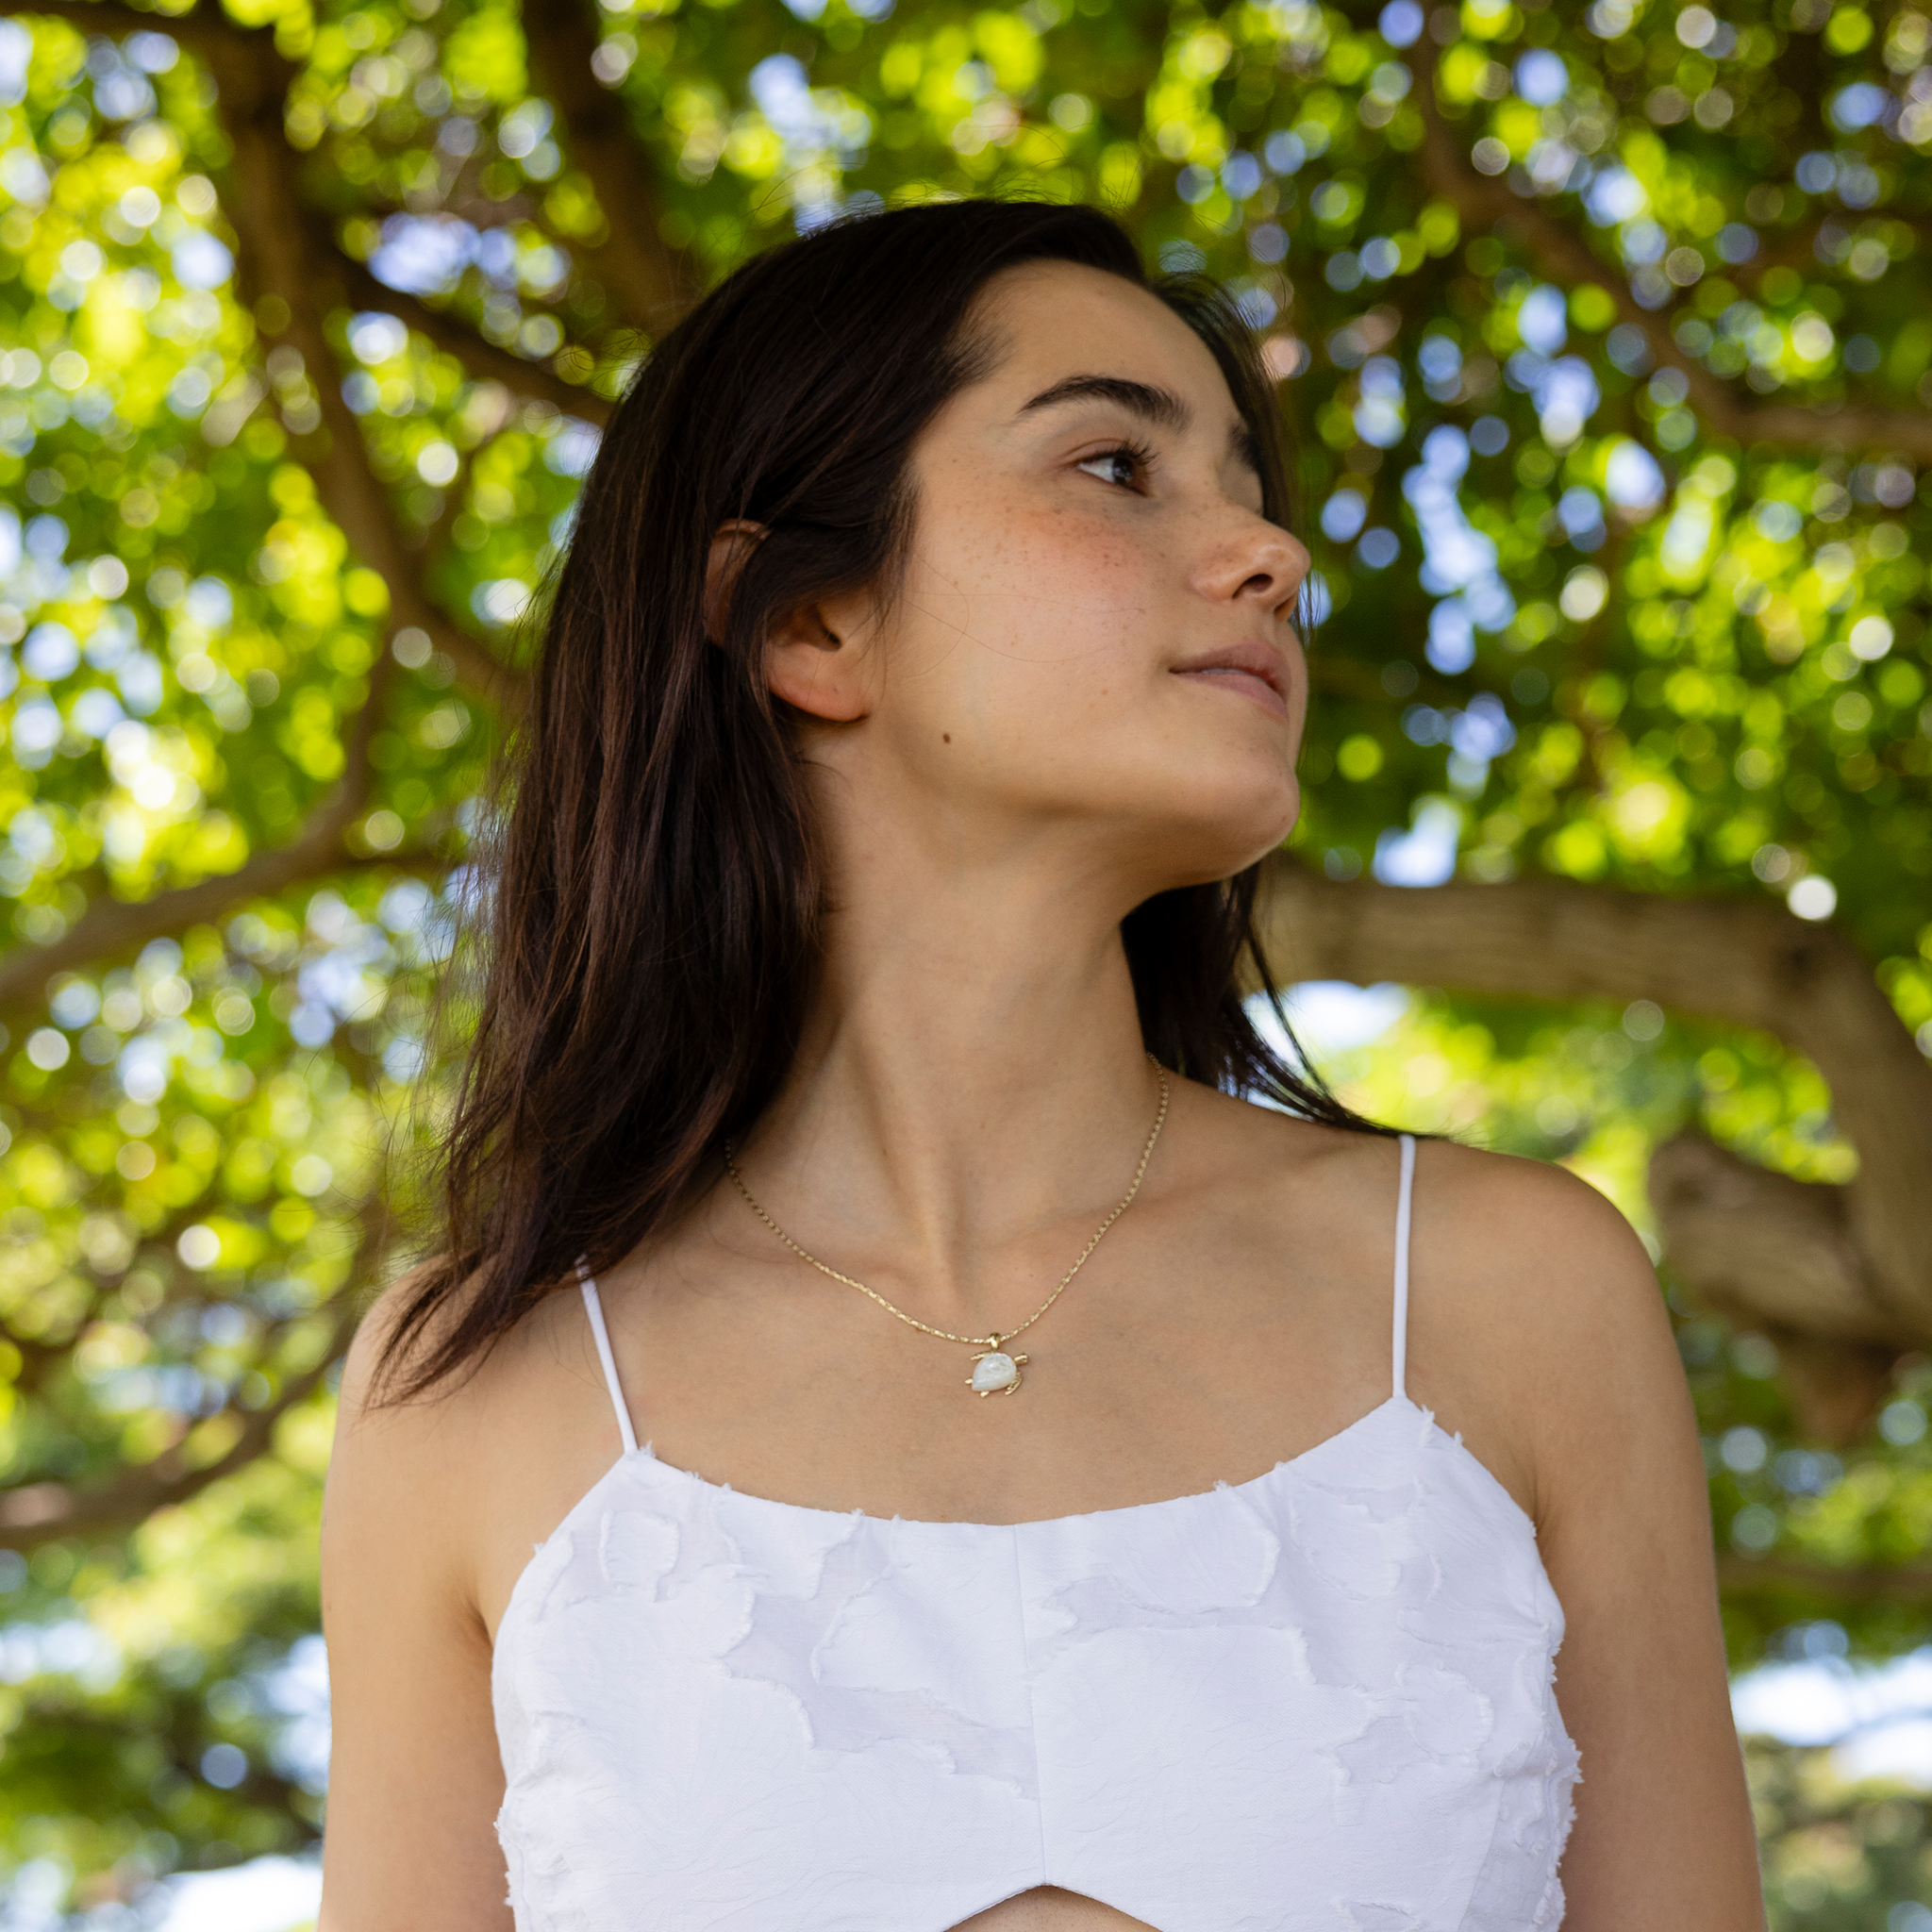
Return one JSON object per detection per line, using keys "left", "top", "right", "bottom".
{"left": 968, "top": 1348, "right": 1028, "bottom": 1396}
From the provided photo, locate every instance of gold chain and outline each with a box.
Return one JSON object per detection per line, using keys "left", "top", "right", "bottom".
{"left": 723, "top": 1058, "right": 1170, "bottom": 1351}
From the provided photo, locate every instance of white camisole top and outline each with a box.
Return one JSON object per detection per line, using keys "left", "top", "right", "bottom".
{"left": 492, "top": 1133, "right": 1582, "bottom": 1930}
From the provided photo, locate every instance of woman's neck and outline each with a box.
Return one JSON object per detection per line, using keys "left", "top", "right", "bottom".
{"left": 731, "top": 845, "right": 1167, "bottom": 1337}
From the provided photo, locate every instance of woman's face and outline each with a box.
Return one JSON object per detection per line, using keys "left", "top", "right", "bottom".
{"left": 794, "top": 259, "right": 1312, "bottom": 904}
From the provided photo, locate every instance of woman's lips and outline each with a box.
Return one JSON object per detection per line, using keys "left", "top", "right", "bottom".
{"left": 1173, "top": 664, "right": 1291, "bottom": 722}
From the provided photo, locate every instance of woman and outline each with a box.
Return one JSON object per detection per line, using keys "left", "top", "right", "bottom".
{"left": 320, "top": 201, "right": 1762, "bottom": 1929}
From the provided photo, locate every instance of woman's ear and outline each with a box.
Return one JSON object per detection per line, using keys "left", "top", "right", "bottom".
{"left": 706, "top": 520, "right": 873, "bottom": 724}
{"left": 764, "top": 598, "right": 873, "bottom": 724}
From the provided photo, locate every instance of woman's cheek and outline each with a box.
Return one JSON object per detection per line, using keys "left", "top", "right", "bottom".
{"left": 1033, "top": 506, "right": 1159, "bottom": 596}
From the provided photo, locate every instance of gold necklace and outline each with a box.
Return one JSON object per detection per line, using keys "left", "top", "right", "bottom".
{"left": 723, "top": 1058, "right": 1171, "bottom": 1398}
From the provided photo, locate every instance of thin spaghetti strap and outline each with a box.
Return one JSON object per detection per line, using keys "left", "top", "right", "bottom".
{"left": 1391, "top": 1135, "right": 1416, "bottom": 1401}
{"left": 576, "top": 1257, "right": 639, "bottom": 1455}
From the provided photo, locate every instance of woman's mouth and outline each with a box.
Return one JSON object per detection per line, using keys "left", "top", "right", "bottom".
{"left": 1171, "top": 647, "right": 1291, "bottom": 722}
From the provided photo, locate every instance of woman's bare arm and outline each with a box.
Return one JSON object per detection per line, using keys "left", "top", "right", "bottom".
{"left": 1469, "top": 1153, "right": 1764, "bottom": 1928}
{"left": 317, "top": 1276, "right": 514, "bottom": 1931}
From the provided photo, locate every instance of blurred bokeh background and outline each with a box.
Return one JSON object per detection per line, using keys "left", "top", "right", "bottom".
{"left": 0, "top": 0, "right": 1930, "bottom": 1923}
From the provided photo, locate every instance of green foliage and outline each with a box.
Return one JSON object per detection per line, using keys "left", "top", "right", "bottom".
{"left": 0, "top": 0, "right": 1927, "bottom": 1911}
{"left": 1749, "top": 1740, "right": 1932, "bottom": 1928}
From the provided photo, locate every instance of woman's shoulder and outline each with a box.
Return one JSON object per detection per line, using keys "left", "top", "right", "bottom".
{"left": 339, "top": 1254, "right": 591, "bottom": 1425}
{"left": 327, "top": 1257, "right": 601, "bottom": 1587}
{"left": 1189, "top": 1077, "right": 1647, "bottom": 1252}
{"left": 1405, "top": 1131, "right": 1687, "bottom": 1525}
{"left": 1412, "top": 1124, "right": 1646, "bottom": 1237}
{"left": 329, "top": 1262, "right": 497, "bottom": 1549}
{"left": 1407, "top": 1131, "right": 1668, "bottom": 1352}
{"left": 1200, "top": 1090, "right": 1682, "bottom": 1520}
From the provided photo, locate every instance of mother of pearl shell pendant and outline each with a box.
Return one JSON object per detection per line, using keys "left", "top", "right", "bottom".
{"left": 968, "top": 1349, "right": 1027, "bottom": 1396}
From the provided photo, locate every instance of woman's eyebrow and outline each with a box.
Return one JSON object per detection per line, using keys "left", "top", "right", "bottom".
{"left": 1016, "top": 374, "right": 1191, "bottom": 430}
{"left": 1018, "top": 374, "right": 1259, "bottom": 479}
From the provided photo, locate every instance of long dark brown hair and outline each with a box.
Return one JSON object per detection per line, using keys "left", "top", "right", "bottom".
{"left": 382, "top": 198, "right": 1395, "bottom": 1400}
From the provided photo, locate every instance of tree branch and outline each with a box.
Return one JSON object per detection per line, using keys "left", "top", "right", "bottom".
{"left": 0, "top": 1313, "right": 345, "bottom": 1551}
{"left": 240, "top": 242, "right": 524, "bottom": 705}
{"left": 1718, "top": 1553, "right": 1932, "bottom": 1606}
{"left": 1407, "top": 42, "right": 1932, "bottom": 459}
{"left": 1255, "top": 857, "right": 1932, "bottom": 1339}
{"left": 0, "top": 824, "right": 451, "bottom": 1018}
{"left": 1649, "top": 1131, "right": 1903, "bottom": 1442}
{"left": 327, "top": 235, "right": 613, "bottom": 426}
{"left": 0, "top": 625, "right": 392, "bottom": 1008}
{"left": 1648, "top": 1132, "right": 1893, "bottom": 1345}
{"left": 523, "top": 0, "right": 690, "bottom": 332}
{"left": 0, "top": 0, "right": 276, "bottom": 59}
{"left": 178, "top": 20, "right": 532, "bottom": 712}
{"left": 0, "top": 1182, "right": 391, "bottom": 1551}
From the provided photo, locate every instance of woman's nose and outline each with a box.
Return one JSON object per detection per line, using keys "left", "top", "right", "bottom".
{"left": 1200, "top": 516, "right": 1310, "bottom": 619}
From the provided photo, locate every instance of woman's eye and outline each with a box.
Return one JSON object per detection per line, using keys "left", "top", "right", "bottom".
{"left": 1075, "top": 448, "right": 1143, "bottom": 491}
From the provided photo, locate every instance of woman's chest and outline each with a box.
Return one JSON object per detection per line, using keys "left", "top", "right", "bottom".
{"left": 469, "top": 1200, "right": 1540, "bottom": 1642}
{"left": 475, "top": 1286, "right": 1391, "bottom": 1640}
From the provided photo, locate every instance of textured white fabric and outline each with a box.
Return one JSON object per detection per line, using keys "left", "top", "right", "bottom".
{"left": 492, "top": 1131, "right": 1581, "bottom": 1929}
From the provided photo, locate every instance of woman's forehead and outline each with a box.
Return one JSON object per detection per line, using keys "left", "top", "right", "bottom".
{"left": 959, "top": 260, "right": 1240, "bottom": 423}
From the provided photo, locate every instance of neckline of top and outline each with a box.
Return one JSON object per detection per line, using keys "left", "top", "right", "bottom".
{"left": 617, "top": 1389, "right": 1456, "bottom": 1534}
{"left": 491, "top": 1392, "right": 1545, "bottom": 1660}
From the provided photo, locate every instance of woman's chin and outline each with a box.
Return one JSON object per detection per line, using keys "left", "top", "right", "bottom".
{"left": 1205, "top": 773, "right": 1301, "bottom": 861}
{"left": 1130, "top": 782, "right": 1301, "bottom": 891}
